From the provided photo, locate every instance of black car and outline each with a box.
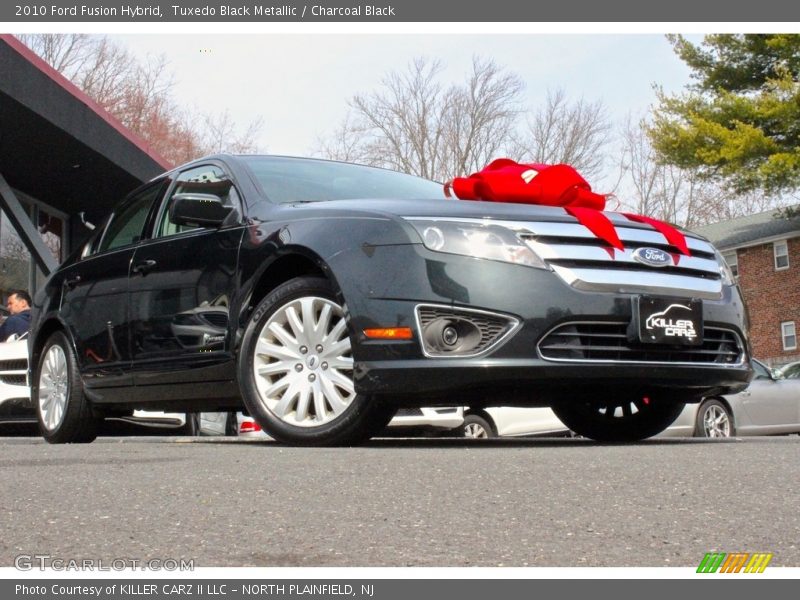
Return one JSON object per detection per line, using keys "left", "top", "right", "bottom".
{"left": 29, "top": 155, "right": 752, "bottom": 445}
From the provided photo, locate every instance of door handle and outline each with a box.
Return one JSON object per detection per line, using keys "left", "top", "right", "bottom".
{"left": 132, "top": 259, "right": 157, "bottom": 275}
{"left": 64, "top": 275, "right": 81, "bottom": 288}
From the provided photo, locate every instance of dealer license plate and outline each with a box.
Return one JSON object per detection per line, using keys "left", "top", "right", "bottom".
{"left": 632, "top": 296, "right": 703, "bottom": 346}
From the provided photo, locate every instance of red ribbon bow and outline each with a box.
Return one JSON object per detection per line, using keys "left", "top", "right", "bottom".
{"left": 445, "top": 159, "right": 690, "bottom": 256}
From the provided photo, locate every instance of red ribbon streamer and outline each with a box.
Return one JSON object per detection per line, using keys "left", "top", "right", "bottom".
{"left": 446, "top": 159, "right": 690, "bottom": 256}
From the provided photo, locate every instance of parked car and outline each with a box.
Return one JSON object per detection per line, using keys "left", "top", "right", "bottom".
{"left": 121, "top": 410, "right": 237, "bottom": 436}
{"left": 29, "top": 155, "right": 752, "bottom": 446}
{"left": 388, "top": 407, "right": 464, "bottom": 434}
{"left": 662, "top": 359, "right": 800, "bottom": 437}
{"left": 0, "top": 334, "right": 34, "bottom": 428}
{"left": 778, "top": 361, "right": 800, "bottom": 380}
{"left": 236, "top": 407, "right": 464, "bottom": 440}
{"left": 462, "top": 407, "right": 570, "bottom": 438}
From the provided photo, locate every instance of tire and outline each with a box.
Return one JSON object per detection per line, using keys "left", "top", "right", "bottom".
{"left": 463, "top": 414, "right": 496, "bottom": 439}
{"left": 237, "top": 276, "right": 394, "bottom": 446}
{"left": 552, "top": 396, "right": 685, "bottom": 442}
{"left": 181, "top": 413, "right": 201, "bottom": 436}
{"left": 34, "top": 331, "right": 100, "bottom": 444}
{"left": 694, "top": 398, "right": 734, "bottom": 438}
{"left": 224, "top": 411, "right": 238, "bottom": 437}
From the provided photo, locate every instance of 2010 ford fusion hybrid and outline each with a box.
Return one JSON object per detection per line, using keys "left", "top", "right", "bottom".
{"left": 29, "top": 155, "right": 752, "bottom": 445}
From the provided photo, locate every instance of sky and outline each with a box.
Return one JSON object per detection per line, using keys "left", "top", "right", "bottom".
{"left": 112, "top": 33, "right": 697, "bottom": 180}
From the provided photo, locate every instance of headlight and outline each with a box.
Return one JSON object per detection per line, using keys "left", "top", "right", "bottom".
{"left": 713, "top": 249, "right": 736, "bottom": 286}
{"left": 405, "top": 219, "right": 548, "bottom": 269}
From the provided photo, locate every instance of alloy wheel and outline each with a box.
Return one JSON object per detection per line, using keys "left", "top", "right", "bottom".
{"left": 702, "top": 404, "right": 731, "bottom": 438}
{"left": 464, "top": 422, "right": 490, "bottom": 438}
{"left": 38, "top": 345, "right": 69, "bottom": 431}
{"left": 251, "top": 296, "right": 354, "bottom": 427}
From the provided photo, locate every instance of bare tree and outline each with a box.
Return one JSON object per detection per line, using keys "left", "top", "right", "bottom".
{"left": 202, "top": 110, "right": 264, "bottom": 154}
{"left": 441, "top": 57, "right": 524, "bottom": 178}
{"left": 316, "top": 56, "right": 523, "bottom": 182}
{"left": 514, "top": 88, "right": 611, "bottom": 181}
{"left": 16, "top": 34, "right": 263, "bottom": 166}
{"left": 314, "top": 112, "right": 375, "bottom": 165}
{"left": 348, "top": 57, "right": 448, "bottom": 179}
{"left": 17, "top": 34, "right": 96, "bottom": 78}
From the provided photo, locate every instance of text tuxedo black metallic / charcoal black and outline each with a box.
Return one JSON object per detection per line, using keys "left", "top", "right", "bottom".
{"left": 29, "top": 155, "right": 753, "bottom": 445}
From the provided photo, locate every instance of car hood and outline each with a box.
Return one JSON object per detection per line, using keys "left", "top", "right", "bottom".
{"left": 284, "top": 197, "right": 658, "bottom": 228}
{"left": 282, "top": 198, "right": 703, "bottom": 241}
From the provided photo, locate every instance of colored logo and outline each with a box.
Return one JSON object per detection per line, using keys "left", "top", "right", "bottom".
{"left": 632, "top": 247, "right": 672, "bottom": 267}
{"left": 697, "top": 552, "right": 773, "bottom": 573}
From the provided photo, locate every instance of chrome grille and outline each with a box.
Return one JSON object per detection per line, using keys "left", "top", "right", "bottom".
{"left": 201, "top": 312, "right": 229, "bottom": 328}
{"left": 514, "top": 218, "right": 724, "bottom": 299}
{"left": 538, "top": 321, "right": 744, "bottom": 365}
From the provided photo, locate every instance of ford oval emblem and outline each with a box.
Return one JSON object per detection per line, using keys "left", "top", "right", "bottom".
{"left": 632, "top": 247, "right": 672, "bottom": 267}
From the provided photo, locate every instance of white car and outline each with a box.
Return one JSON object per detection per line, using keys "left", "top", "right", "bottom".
{"left": 236, "top": 407, "right": 464, "bottom": 439}
{"left": 0, "top": 334, "right": 34, "bottom": 427}
{"left": 462, "top": 407, "right": 570, "bottom": 438}
{"left": 123, "top": 410, "right": 236, "bottom": 436}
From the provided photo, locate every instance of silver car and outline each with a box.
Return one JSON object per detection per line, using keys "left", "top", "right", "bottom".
{"left": 663, "top": 359, "right": 800, "bottom": 438}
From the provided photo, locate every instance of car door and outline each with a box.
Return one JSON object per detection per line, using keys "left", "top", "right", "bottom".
{"left": 739, "top": 360, "right": 798, "bottom": 430}
{"left": 58, "top": 180, "right": 167, "bottom": 392}
{"left": 128, "top": 163, "right": 244, "bottom": 388}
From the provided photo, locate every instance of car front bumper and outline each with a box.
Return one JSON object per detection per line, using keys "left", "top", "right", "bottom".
{"left": 332, "top": 244, "right": 752, "bottom": 404}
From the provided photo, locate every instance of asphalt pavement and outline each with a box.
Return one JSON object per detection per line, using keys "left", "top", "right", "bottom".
{"left": 1, "top": 435, "right": 798, "bottom": 567}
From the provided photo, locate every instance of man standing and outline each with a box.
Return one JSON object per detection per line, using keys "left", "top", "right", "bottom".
{"left": 0, "top": 290, "right": 32, "bottom": 341}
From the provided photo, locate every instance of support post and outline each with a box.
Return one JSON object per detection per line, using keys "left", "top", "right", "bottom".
{"left": 0, "top": 171, "right": 58, "bottom": 276}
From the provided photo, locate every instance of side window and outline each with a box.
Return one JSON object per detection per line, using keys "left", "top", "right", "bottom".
{"left": 783, "top": 363, "right": 800, "bottom": 379}
{"left": 752, "top": 361, "right": 771, "bottom": 380}
{"left": 155, "top": 165, "right": 238, "bottom": 239}
{"left": 98, "top": 183, "right": 164, "bottom": 253}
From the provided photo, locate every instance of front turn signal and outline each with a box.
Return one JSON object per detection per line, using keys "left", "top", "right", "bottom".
{"left": 363, "top": 327, "right": 414, "bottom": 340}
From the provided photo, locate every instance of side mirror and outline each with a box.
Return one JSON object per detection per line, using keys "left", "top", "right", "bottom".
{"left": 169, "top": 193, "right": 233, "bottom": 228}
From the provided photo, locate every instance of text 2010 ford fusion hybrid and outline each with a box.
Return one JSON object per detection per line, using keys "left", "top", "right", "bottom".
{"left": 29, "top": 155, "right": 752, "bottom": 445}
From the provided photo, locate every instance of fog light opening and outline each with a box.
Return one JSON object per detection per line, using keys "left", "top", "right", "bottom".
{"left": 442, "top": 325, "right": 459, "bottom": 346}
{"left": 422, "top": 317, "right": 482, "bottom": 355}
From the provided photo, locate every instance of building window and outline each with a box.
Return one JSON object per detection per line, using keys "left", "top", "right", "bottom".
{"left": 723, "top": 251, "right": 738, "bottom": 278}
{"left": 774, "top": 240, "right": 789, "bottom": 270}
{"left": 782, "top": 322, "right": 797, "bottom": 351}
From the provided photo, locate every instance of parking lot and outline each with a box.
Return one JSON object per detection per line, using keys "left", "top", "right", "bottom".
{"left": 1, "top": 435, "right": 799, "bottom": 567}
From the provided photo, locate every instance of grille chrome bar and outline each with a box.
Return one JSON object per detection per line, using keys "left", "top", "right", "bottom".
{"left": 538, "top": 321, "right": 745, "bottom": 365}
{"left": 515, "top": 220, "right": 716, "bottom": 254}
{"left": 511, "top": 218, "right": 724, "bottom": 299}
{"left": 549, "top": 265, "right": 723, "bottom": 299}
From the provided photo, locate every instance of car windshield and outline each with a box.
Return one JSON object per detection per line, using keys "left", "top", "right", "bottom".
{"left": 241, "top": 156, "right": 446, "bottom": 204}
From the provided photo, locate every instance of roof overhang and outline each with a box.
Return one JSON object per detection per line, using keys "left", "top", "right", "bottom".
{"left": 717, "top": 231, "right": 800, "bottom": 252}
{"left": 0, "top": 35, "right": 170, "bottom": 223}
